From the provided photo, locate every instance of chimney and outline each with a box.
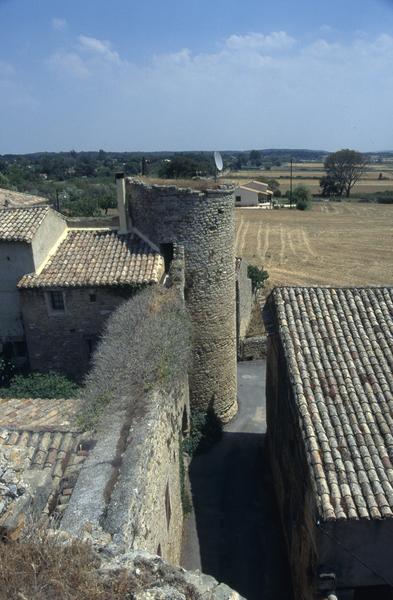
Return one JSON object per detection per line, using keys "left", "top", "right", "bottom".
{"left": 115, "top": 172, "right": 128, "bottom": 233}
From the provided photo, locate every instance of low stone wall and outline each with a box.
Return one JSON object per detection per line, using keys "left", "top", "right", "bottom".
{"left": 238, "top": 335, "right": 267, "bottom": 361}
{"left": 105, "top": 383, "right": 189, "bottom": 564}
{"left": 236, "top": 258, "right": 252, "bottom": 345}
{"left": 61, "top": 379, "right": 189, "bottom": 566}
{"left": 101, "top": 551, "right": 246, "bottom": 600}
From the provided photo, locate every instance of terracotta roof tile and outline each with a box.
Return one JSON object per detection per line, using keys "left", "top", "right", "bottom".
{"left": 271, "top": 286, "right": 393, "bottom": 522}
{"left": 0, "top": 397, "right": 93, "bottom": 537}
{"left": 0, "top": 206, "right": 50, "bottom": 242}
{"left": 18, "top": 229, "right": 165, "bottom": 288}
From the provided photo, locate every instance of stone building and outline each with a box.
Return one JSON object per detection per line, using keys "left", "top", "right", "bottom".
{"left": 126, "top": 178, "right": 238, "bottom": 422}
{"left": 18, "top": 229, "right": 164, "bottom": 379}
{"left": 0, "top": 204, "right": 164, "bottom": 378}
{"left": 0, "top": 206, "right": 66, "bottom": 363}
{"left": 265, "top": 286, "right": 393, "bottom": 600}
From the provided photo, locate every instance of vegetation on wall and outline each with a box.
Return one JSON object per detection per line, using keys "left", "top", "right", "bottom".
{"left": 247, "top": 265, "right": 269, "bottom": 293}
{"left": 81, "top": 286, "right": 192, "bottom": 428}
{"left": 0, "top": 533, "right": 201, "bottom": 600}
{"left": 0, "top": 371, "right": 79, "bottom": 399}
{"left": 182, "top": 408, "right": 223, "bottom": 457}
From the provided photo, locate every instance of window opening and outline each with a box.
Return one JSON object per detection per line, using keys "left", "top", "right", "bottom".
{"left": 50, "top": 291, "right": 65, "bottom": 311}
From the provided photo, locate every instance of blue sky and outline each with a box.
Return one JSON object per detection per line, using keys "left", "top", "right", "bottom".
{"left": 1, "top": 0, "right": 393, "bottom": 153}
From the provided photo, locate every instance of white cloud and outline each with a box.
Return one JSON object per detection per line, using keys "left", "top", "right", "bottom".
{"left": 52, "top": 17, "right": 67, "bottom": 31}
{"left": 319, "top": 24, "right": 336, "bottom": 34}
{"left": 0, "top": 59, "right": 15, "bottom": 76}
{"left": 39, "top": 30, "right": 393, "bottom": 152}
{"left": 49, "top": 51, "right": 90, "bottom": 78}
{"left": 225, "top": 31, "right": 296, "bottom": 51}
{"left": 78, "top": 35, "right": 121, "bottom": 63}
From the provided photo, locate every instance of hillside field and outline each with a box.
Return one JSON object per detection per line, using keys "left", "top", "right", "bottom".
{"left": 235, "top": 202, "right": 393, "bottom": 288}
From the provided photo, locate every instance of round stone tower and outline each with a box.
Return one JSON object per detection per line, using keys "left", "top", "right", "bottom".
{"left": 126, "top": 179, "right": 237, "bottom": 422}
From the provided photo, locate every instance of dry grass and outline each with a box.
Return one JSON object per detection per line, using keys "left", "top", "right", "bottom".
{"left": 0, "top": 535, "right": 202, "bottom": 600}
{"left": 235, "top": 202, "right": 393, "bottom": 288}
{"left": 0, "top": 537, "right": 125, "bottom": 600}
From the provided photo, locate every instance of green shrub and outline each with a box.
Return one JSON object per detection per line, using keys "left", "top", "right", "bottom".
{"left": 247, "top": 265, "right": 269, "bottom": 293}
{"left": 1, "top": 372, "right": 79, "bottom": 399}
{"left": 293, "top": 185, "right": 312, "bottom": 210}
{"left": 296, "top": 198, "right": 310, "bottom": 210}
{"left": 183, "top": 408, "right": 222, "bottom": 457}
{"left": 0, "top": 357, "right": 15, "bottom": 387}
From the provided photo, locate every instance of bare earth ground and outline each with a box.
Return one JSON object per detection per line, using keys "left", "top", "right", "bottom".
{"left": 235, "top": 202, "right": 393, "bottom": 288}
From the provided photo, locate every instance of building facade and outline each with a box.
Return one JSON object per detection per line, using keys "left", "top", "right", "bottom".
{"left": 234, "top": 180, "right": 273, "bottom": 207}
{"left": 18, "top": 228, "right": 164, "bottom": 379}
{"left": 265, "top": 286, "right": 393, "bottom": 600}
{"left": 0, "top": 206, "right": 66, "bottom": 362}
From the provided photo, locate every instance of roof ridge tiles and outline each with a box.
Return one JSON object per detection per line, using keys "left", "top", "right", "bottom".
{"left": 272, "top": 286, "right": 393, "bottom": 522}
{"left": 17, "top": 228, "right": 164, "bottom": 289}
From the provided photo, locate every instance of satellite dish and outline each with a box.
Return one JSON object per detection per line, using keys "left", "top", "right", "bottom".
{"left": 214, "top": 151, "right": 223, "bottom": 172}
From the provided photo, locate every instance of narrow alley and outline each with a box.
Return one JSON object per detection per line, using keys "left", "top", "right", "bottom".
{"left": 181, "top": 360, "right": 293, "bottom": 600}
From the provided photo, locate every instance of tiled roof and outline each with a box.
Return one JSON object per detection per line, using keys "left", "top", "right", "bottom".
{"left": 0, "top": 188, "right": 47, "bottom": 209}
{"left": 271, "top": 287, "right": 393, "bottom": 522}
{"left": 0, "top": 206, "right": 50, "bottom": 242}
{"left": 0, "top": 397, "right": 93, "bottom": 538}
{"left": 242, "top": 180, "right": 269, "bottom": 192}
{"left": 18, "top": 230, "right": 165, "bottom": 288}
{"left": 0, "top": 397, "right": 82, "bottom": 431}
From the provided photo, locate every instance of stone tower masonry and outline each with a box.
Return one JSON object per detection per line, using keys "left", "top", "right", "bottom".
{"left": 126, "top": 179, "right": 237, "bottom": 423}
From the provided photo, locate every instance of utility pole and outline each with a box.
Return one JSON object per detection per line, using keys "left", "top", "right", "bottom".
{"left": 289, "top": 157, "right": 293, "bottom": 208}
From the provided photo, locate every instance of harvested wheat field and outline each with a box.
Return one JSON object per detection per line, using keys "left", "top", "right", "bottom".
{"left": 235, "top": 202, "right": 393, "bottom": 287}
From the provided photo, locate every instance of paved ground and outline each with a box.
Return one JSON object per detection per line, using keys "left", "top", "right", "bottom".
{"left": 181, "top": 360, "right": 293, "bottom": 600}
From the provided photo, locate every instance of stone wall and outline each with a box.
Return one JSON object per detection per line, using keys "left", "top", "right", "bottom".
{"left": 126, "top": 179, "right": 237, "bottom": 422}
{"left": 0, "top": 241, "right": 34, "bottom": 342}
{"left": 105, "top": 383, "right": 188, "bottom": 564}
{"left": 61, "top": 379, "right": 189, "bottom": 566}
{"left": 101, "top": 551, "right": 246, "bottom": 600}
{"left": 238, "top": 335, "right": 267, "bottom": 361}
{"left": 266, "top": 332, "right": 319, "bottom": 600}
{"left": 235, "top": 258, "right": 252, "bottom": 346}
{"left": 20, "top": 286, "right": 135, "bottom": 379}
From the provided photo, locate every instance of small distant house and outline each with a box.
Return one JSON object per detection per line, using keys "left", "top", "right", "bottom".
{"left": 234, "top": 180, "right": 273, "bottom": 207}
{"left": 0, "top": 206, "right": 66, "bottom": 363}
{"left": 265, "top": 286, "right": 393, "bottom": 600}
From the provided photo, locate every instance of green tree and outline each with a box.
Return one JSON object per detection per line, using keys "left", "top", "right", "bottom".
{"left": 249, "top": 150, "right": 262, "bottom": 166}
{"left": 247, "top": 265, "right": 269, "bottom": 293}
{"left": 319, "top": 174, "right": 340, "bottom": 197}
{"left": 322, "top": 149, "right": 367, "bottom": 198}
{"left": 293, "top": 185, "right": 312, "bottom": 210}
